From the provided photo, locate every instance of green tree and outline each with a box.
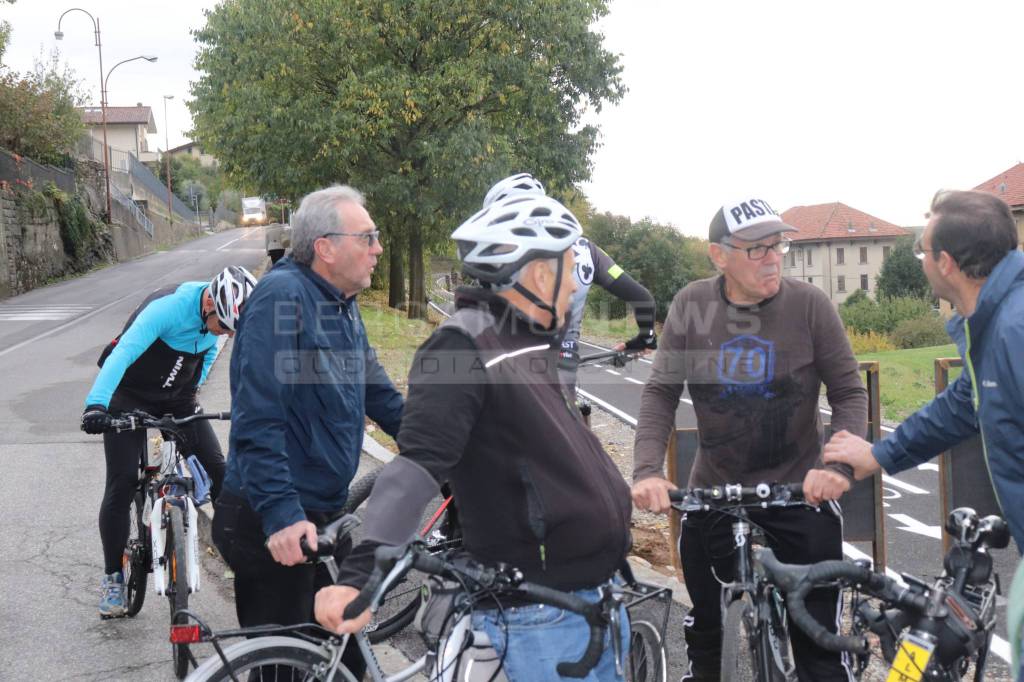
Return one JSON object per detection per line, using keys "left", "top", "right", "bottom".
{"left": 0, "top": 48, "right": 85, "bottom": 165}
{"left": 585, "top": 212, "right": 713, "bottom": 322}
{"left": 0, "top": 0, "right": 15, "bottom": 66}
{"left": 190, "top": 0, "right": 623, "bottom": 317}
{"left": 876, "top": 236, "right": 931, "bottom": 300}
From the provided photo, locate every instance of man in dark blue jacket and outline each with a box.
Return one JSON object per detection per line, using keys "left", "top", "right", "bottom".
{"left": 824, "top": 189, "right": 1024, "bottom": 553}
{"left": 213, "top": 185, "right": 403, "bottom": 657}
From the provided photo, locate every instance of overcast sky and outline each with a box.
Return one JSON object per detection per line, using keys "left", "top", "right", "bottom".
{"left": 4, "top": 1, "right": 1023, "bottom": 236}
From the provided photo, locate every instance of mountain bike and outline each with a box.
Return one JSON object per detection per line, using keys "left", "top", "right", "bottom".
{"left": 669, "top": 482, "right": 811, "bottom": 682}
{"left": 184, "top": 528, "right": 649, "bottom": 681}
{"left": 759, "top": 507, "right": 1009, "bottom": 681}
{"left": 105, "top": 409, "right": 229, "bottom": 679}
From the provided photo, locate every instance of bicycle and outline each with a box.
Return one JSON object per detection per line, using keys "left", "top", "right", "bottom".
{"left": 184, "top": 525, "right": 662, "bottom": 682}
{"left": 759, "top": 506, "right": 1010, "bottom": 682}
{"left": 574, "top": 349, "right": 642, "bottom": 425}
{"left": 105, "top": 408, "right": 229, "bottom": 679}
{"left": 668, "top": 482, "right": 811, "bottom": 682}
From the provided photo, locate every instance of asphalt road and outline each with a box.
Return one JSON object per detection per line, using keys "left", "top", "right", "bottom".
{"left": 0, "top": 227, "right": 266, "bottom": 680}
{"left": 574, "top": 338, "right": 1018, "bottom": 679}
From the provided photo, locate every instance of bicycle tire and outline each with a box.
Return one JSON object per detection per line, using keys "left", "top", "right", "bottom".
{"left": 627, "top": 619, "right": 668, "bottom": 682}
{"left": 166, "top": 505, "right": 191, "bottom": 679}
{"left": 342, "top": 470, "right": 378, "bottom": 514}
{"left": 123, "top": 488, "right": 149, "bottom": 617}
{"left": 721, "top": 594, "right": 758, "bottom": 682}
{"left": 188, "top": 636, "right": 357, "bottom": 682}
{"left": 760, "top": 589, "right": 795, "bottom": 681}
{"left": 365, "top": 500, "right": 462, "bottom": 644}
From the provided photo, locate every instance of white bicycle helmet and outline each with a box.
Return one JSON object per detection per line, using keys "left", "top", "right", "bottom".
{"left": 453, "top": 194, "right": 582, "bottom": 285}
{"left": 482, "top": 173, "right": 546, "bottom": 209}
{"left": 209, "top": 266, "right": 257, "bottom": 331}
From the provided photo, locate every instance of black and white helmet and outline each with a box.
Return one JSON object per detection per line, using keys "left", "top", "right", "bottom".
{"left": 209, "top": 266, "right": 257, "bottom": 331}
{"left": 482, "top": 173, "right": 546, "bottom": 209}
{"left": 453, "top": 194, "right": 582, "bottom": 285}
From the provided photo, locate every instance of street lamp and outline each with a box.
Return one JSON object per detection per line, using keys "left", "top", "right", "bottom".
{"left": 163, "top": 94, "right": 174, "bottom": 226}
{"left": 99, "top": 54, "right": 157, "bottom": 220}
{"left": 55, "top": 7, "right": 107, "bottom": 220}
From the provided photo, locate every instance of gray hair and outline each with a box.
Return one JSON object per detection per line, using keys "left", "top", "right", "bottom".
{"left": 290, "top": 185, "right": 366, "bottom": 265}
{"left": 493, "top": 256, "right": 560, "bottom": 292}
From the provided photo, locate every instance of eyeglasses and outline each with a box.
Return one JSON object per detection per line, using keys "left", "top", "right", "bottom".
{"left": 912, "top": 236, "right": 940, "bottom": 261}
{"left": 720, "top": 238, "right": 791, "bottom": 260}
{"left": 320, "top": 230, "right": 381, "bottom": 247}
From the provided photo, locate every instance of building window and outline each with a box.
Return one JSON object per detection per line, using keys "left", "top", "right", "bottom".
{"left": 860, "top": 246, "right": 868, "bottom": 264}
{"left": 883, "top": 245, "right": 891, "bottom": 260}
{"left": 806, "top": 248, "right": 813, "bottom": 267}
{"left": 837, "top": 275, "right": 846, "bottom": 292}
{"left": 789, "top": 251, "right": 796, "bottom": 268}
{"left": 807, "top": 276, "right": 813, "bottom": 284}
{"left": 836, "top": 247, "right": 845, "bottom": 265}
{"left": 861, "top": 274, "right": 869, "bottom": 291}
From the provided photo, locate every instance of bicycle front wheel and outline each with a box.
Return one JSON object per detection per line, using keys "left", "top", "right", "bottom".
{"left": 188, "top": 636, "right": 357, "bottom": 682}
{"left": 166, "top": 505, "right": 191, "bottom": 679}
{"left": 721, "top": 594, "right": 758, "bottom": 682}
{"left": 627, "top": 619, "right": 668, "bottom": 682}
{"left": 123, "top": 488, "right": 149, "bottom": 617}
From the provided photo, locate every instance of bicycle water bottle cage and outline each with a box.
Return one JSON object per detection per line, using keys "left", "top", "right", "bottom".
{"left": 187, "top": 455, "right": 213, "bottom": 505}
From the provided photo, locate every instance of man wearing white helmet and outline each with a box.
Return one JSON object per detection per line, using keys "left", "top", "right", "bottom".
{"left": 81, "top": 265, "right": 257, "bottom": 618}
{"left": 482, "top": 173, "right": 657, "bottom": 388}
{"left": 316, "top": 193, "right": 633, "bottom": 681}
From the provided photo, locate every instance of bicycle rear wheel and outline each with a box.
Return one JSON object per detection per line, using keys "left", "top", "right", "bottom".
{"left": 188, "top": 636, "right": 352, "bottom": 682}
{"left": 627, "top": 619, "right": 667, "bottom": 682}
{"left": 341, "top": 470, "right": 378, "bottom": 514}
{"left": 123, "top": 488, "right": 149, "bottom": 617}
{"left": 166, "top": 505, "right": 191, "bottom": 679}
{"left": 365, "top": 498, "right": 462, "bottom": 644}
{"left": 721, "top": 594, "right": 758, "bottom": 682}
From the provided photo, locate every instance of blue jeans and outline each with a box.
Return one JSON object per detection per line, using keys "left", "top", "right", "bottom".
{"left": 471, "top": 586, "right": 630, "bottom": 682}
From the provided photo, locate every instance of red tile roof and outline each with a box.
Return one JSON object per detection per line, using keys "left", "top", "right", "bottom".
{"left": 780, "top": 202, "right": 910, "bottom": 242}
{"left": 78, "top": 106, "right": 155, "bottom": 127}
{"left": 973, "top": 162, "right": 1024, "bottom": 208}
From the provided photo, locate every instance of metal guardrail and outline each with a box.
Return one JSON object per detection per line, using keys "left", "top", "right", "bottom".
{"left": 110, "top": 183, "right": 154, "bottom": 237}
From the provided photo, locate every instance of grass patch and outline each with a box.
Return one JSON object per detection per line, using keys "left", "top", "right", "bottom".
{"left": 857, "top": 344, "right": 960, "bottom": 422}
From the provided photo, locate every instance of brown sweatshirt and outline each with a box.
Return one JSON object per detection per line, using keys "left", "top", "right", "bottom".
{"left": 633, "top": 276, "right": 867, "bottom": 487}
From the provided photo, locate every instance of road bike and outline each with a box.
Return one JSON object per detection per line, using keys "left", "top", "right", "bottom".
{"left": 759, "top": 506, "right": 1009, "bottom": 681}
{"left": 184, "top": 520, "right": 665, "bottom": 682}
{"left": 105, "top": 409, "right": 229, "bottom": 679}
{"left": 669, "top": 482, "right": 811, "bottom": 682}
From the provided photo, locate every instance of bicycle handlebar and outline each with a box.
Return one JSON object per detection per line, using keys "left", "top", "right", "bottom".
{"left": 342, "top": 543, "right": 607, "bottom": 678}
{"left": 576, "top": 349, "right": 641, "bottom": 369}
{"left": 107, "top": 409, "right": 231, "bottom": 433}
{"left": 757, "top": 547, "right": 930, "bottom": 655}
{"left": 668, "top": 481, "right": 806, "bottom": 512}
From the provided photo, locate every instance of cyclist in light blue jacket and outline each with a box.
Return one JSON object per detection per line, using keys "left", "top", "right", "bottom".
{"left": 823, "top": 189, "right": 1024, "bottom": 553}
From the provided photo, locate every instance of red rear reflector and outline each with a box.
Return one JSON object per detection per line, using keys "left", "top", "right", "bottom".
{"left": 170, "top": 624, "right": 201, "bottom": 644}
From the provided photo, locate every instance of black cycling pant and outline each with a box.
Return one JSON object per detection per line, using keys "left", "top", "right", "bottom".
{"left": 679, "top": 502, "right": 852, "bottom": 682}
{"left": 98, "top": 394, "right": 225, "bottom": 574}
{"left": 212, "top": 492, "right": 365, "bottom": 680}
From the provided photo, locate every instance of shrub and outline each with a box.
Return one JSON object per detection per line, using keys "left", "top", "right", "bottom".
{"left": 890, "top": 315, "right": 949, "bottom": 349}
{"left": 846, "top": 327, "right": 896, "bottom": 354}
{"left": 840, "top": 295, "right": 933, "bottom": 335}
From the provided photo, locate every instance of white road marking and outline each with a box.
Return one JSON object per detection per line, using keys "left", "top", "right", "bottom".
{"left": 577, "top": 388, "right": 638, "bottom": 426}
{"left": 624, "top": 377, "right": 645, "bottom": 385}
{"left": 0, "top": 304, "right": 92, "bottom": 321}
{"left": 605, "top": 369, "right": 621, "bottom": 376}
{"left": 917, "top": 463, "right": 940, "bottom": 472}
{"left": 889, "top": 513, "right": 942, "bottom": 539}
{"left": 881, "top": 475, "right": 928, "bottom": 495}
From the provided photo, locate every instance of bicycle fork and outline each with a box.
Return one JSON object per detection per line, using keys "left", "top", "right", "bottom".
{"left": 150, "top": 497, "right": 201, "bottom": 596}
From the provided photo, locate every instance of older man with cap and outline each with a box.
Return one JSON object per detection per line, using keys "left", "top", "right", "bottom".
{"left": 631, "top": 197, "right": 867, "bottom": 681}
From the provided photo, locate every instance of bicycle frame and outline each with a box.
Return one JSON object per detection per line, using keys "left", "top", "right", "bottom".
{"left": 145, "top": 437, "right": 202, "bottom": 596}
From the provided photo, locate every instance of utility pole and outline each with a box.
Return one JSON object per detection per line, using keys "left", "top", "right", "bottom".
{"left": 163, "top": 94, "right": 174, "bottom": 225}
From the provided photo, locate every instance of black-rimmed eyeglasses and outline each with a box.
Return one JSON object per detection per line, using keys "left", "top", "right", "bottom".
{"left": 321, "top": 230, "right": 381, "bottom": 247}
{"left": 720, "top": 238, "right": 791, "bottom": 260}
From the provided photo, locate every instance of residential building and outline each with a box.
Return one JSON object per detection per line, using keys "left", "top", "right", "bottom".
{"left": 166, "top": 141, "right": 219, "bottom": 169}
{"left": 973, "top": 162, "right": 1024, "bottom": 247}
{"left": 780, "top": 202, "right": 911, "bottom": 304}
{"left": 78, "top": 104, "right": 158, "bottom": 163}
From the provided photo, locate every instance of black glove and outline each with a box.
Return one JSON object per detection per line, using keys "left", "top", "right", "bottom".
{"left": 81, "top": 404, "right": 111, "bottom": 434}
{"left": 624, "top": 329, "right": 657, "bottom": 352}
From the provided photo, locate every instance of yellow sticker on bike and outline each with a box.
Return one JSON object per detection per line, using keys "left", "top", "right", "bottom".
{"left": 886, "top": 633, "right": 935, "bottom": 682}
